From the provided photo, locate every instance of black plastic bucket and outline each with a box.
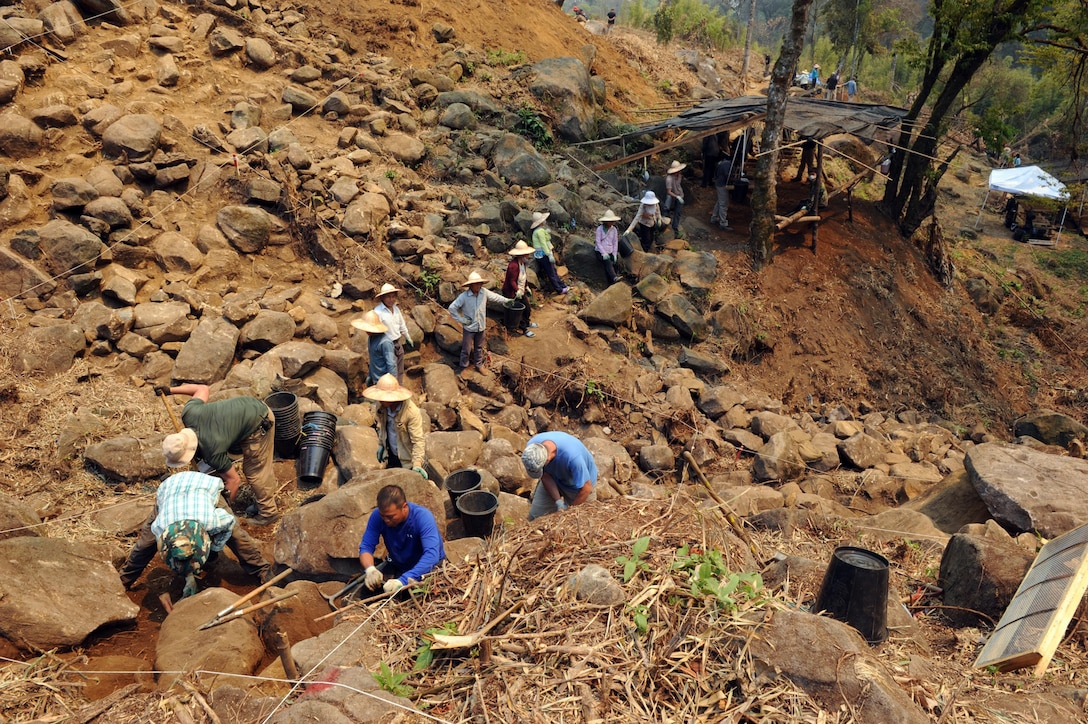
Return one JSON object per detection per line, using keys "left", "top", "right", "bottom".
{"left": 265, "top": 391, "right": 301, "bottom": 459}
{"left": 445, "top": 469, "right": 482, "bottom": 512}
{"left": 456, "top": 490, "right": 499, "bottom": 537}
{"left": 814, "top": 546, "right": 889, "bottom": 644}
{"left": 730, "top": 177, "right": 750, "bottom": 203}
{"left": 503, "top": 301, "right": 525, "bottom": 331}
{"left": 296, "top": 411, "right": 337, "bottom": 489}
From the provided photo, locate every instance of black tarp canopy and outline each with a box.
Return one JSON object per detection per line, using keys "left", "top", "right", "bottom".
{"left": 635, "top": 95, "right": 908, "bottom": 141}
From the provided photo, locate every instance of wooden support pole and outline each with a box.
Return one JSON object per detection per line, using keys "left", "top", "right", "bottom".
{"left": 592, "top": 116, "right": 765, "bottom": 172}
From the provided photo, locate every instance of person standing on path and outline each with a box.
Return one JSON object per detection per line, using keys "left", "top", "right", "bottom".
{"left": 364, "top": 374, "right": 427, "bottom": 479}
{"left": 664, "top": 160, "right": 686, "bottom": 235}
{"left": 845, "top": 77, "right": 857, "bottom": 102}
{"left": 448, "top": 270, "right": 511, "bottom": 376}
{"left": 594, "top": 210, "right": 621, "bottom": 284}
{"left": 353, "top": 310, "right": 396, "bottom": 386}
{"left": 825, "top": 70, "right": 839, "bottom": 100}
{"left": 119, "top": 470, "right": 270, "bottom": 595}
{"left": 625, "top": 191, "right": 662, "bottom": 253}
{"left": 710, "top": 155, "right": 733, "bottom": 230}
{"left": 373, "top": 283, "right": 412, "bottom": 382}
{"left": 794, "top": 138, "right": 817, "bottom": 182}
{"left": 501, "top": 240, "right": 540, "bottom": 337}
{"left": 160, "top": 383, "right": 280, "bottom": 525}
{"left": 522, "top": 431, "right": 598, "bottom": 520}
{"left": 606, "top": 7, "right": 616, "bottom": 33}
{"left": 700, "top": 134, "right": 720, "bottom": 188}
{"left": 809, "top": 64, "right": 820, "bottom": 89}
{"left": 359, "top": 484, "right": 445, "bottom": 594}
{"left": 530, "top": 211, "right": 569, "bottom": 295}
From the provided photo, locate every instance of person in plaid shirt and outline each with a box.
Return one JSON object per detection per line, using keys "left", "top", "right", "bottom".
{"left": 119, "top": 471, "right": 270, "bottom": 597}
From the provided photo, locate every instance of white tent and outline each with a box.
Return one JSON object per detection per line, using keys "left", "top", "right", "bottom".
{"left": 975, "top": 165, "right": 1069, "bottom": 242}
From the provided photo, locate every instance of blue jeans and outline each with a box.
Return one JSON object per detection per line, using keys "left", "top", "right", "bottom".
{"left": 536, "top": 255, "right": 566, "bottom": 293}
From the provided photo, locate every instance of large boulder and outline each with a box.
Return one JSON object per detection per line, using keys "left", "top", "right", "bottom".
{"left": 152, "top": 231, "right": 204, "bottom": 272}
{"left": 939, "top": 531, "right": 1033, "bottom": 626}
{"left": 341, "top": 193, "right": 390, "bottom": 237}
{"left": 965, "top": 442, "right": 1088, "bottom": 537}
{"left": 491, "top": 133, "right": 551, "bottom": 187}
{"left": 51, "top": 177, "right": 100, "bottom": 210}
{"left": 672, "top": 250, "right": 717, "bottom": 291}
{"left": 0, "top": 247, "right": 53, "bottom": 300}
{"left": 656, "top": 293, "right": 708, "bottom": 340}
{"left": 425, "top": 431, "right": 483, "bottom": 473}
{"left": 156, "top": 587, "right": 265, "bottom": 689}
{"left": 0, "top": 492, "right": 43, "bottom": 540}
{"left": 217, "top": 205, "right": 273, "bottom": 253}
{"left": 38, "top": 219, "right": 106, "bottom": 275}
{"left": 0, "top": 112, "right": 44, "bottom": 158}
{"left": 267, "top": 666, "right": 411, "bottom": 723}
{"left": 579, "top": 282, "right": 632, "bottom": 327}
{"left": 1012, "top": 409, "right": 1088, "bottom": 448}
{"left": 273, "top": 468, "right": 444, "bottom": 577}
{"left": 529, "top": 57, "right": 597, "bottom": 142}
{"left": 14, "top": 323, "right": 85, "bottom": 375}
{"left": 69, "top": 0, "right": 132, "bottom": 24}
{"left": 380, "top": 133, "right": 426, "bottom": 164}
{"left": 747, "top": 609, "right": 929, "bottom": 724}
{"left": 240, "top": 310, "right": 296, "bottom": 352}
{"left": 101, "top": 114, "right": 161, "bottom": 162}
{"left": 84, "top": 436, "right": 167, "bottom": 482}
{"left": 751, "top": 431, "right": 805, "bottom": 482}
{"left": 172, "top": 316, "right": 240, "bottom": 384}
{"left": 0, "top": 538, "right": 139, "bottom": 650}
{"left": 40, "top": 1, "right": 87, "bottom": 45}
{"left": 564, "top": 237, "right": 608, "bottom": 287}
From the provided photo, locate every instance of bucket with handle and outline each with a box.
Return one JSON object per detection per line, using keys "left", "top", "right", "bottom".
{"left": 455, "top": 490, "right": 499, "bottom": 537}
{"left": 444, "top": 468, "right": 482, "bottom": 512}
{"left": 502, "top": 301, "right": 525, "bottom": 331}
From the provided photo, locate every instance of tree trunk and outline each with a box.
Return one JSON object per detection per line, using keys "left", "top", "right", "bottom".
{"left": 740, "top": 0, "right": 757, "bottom": 84}
{"left": 750, "top": 0, "right": 817, "bottom": 267}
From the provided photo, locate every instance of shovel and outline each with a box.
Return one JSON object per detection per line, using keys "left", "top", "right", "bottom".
{"left": 197, "top": 567, "right": 292, "bottom": 631}
{"left": 320, "top": 573, "right": 367, "bottom": 610}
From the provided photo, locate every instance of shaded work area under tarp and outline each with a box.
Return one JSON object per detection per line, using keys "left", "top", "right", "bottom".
{"left": 975, "top": 165, "right": 1069, "bottom": 244}
{"left": 594, "top": 95, "right": 909, "bottom": 174}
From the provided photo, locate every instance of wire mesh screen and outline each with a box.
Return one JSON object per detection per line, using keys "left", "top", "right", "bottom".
{"left": 975, "top": 523, "right": 1088, "bottom": 675}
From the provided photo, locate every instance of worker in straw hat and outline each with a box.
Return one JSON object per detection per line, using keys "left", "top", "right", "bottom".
{"left": 352, "top": 309, "right": 395, "bottom": 386}
{"left": 625, "top": 190, "right": 662, "bottom": 253}
{"left": 664, "top": 160, "right": 687, "bottom": 235}
{"left": 158, "top": 383, "right": 279, "bottom": 526}
{"left": 595, "top": 210, "right": 622, "bottom": 285}
{"left": 522, "top": 431, "right": 598, "bottom": 520}
{"left": 360, "top": 483, "right": 445, "bottom": 594}
{"left": 119, "top": 470, "right": 270, "bottom": 596}
{"left": 530, "top": 211, "right": 569, "bottom": 295}
{"left": 373, "top": 283, "right": 413, "bottom": 382}
{"left": 501, "top": 240, "right": 541, "bottom": 337}
{"left": 448, "top": 270, "right": 511, "bottom": 376}
{"left": 364, "top": 373, "right": 427, "bottom": 479}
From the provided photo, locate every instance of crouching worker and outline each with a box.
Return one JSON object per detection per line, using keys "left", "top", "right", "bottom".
{"left": 523, "top": 431, "right": 598, "bottom": 520}
{"left": 364, "top": 374, "right": 428, "bottom": 479}
{"left": 119, "top": 471, "right": 270, "bottom": 597}
{"left": 359, "top": 484, "right": 445, "bottom": 594}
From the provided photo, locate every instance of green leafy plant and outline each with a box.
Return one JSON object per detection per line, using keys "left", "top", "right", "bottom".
{"left": 616, "top": 536, "right": 651, "bottom": 583}
{"left": 415, "top": 622, "right": 458, "bottom": 670}
{"left": 513, "top": 106, "right": 553, "bottom": 151}
{"left": 627, "top": 603, "right": 649, "bottom": 634}
{"left": 486, "top": 48, "right": 526, "bottom": 66}
{"left": 585, "top": 380, "right": 606, "bottom": 403}
{"left": 672, "top": 544, "right": 763, "bottom": 612}
{"left": 373, "top": 661, "right": 414, "bottom": 697}
{"left": 419, "top": 269, "right": 441, "bottom": 297}
{"left": 384, "top": 169, "right": 397, "bottom": 180}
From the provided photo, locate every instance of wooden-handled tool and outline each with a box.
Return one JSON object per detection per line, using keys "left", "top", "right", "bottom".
{"left": 199, "top": 591, "right": 298, "bottom": 630}
{"left": 159, "top": 390, "right": 183, "bottom": 433}
{"left": 197, "top": 568, "right": 293, "bottom": 630}
{"left": 682, "top": 451, "right": 758, "bottom": 556}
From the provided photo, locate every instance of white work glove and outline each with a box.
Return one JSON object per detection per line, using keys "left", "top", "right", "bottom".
{"left": 364, "top": 566, "right": 383, "bottom": 589}
{"left": 383, "top": 578, "right": 404, "bottom": 594}
{"left": 555, "top": 499, "right": 569, "bottom": 512}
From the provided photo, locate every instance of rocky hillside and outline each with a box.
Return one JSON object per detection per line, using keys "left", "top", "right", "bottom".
{"left": 1, "top": 0, "right": 1088, "bottom": 721}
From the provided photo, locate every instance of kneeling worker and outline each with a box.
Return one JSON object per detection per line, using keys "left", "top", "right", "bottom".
{"left": 522, "top": 431, "right": 598, "bottom": 520}
{"left": 119, "top": 471, "right": 270, "bottom": 597}
{"left": 359, "top": 484, "right": 445, "bottom": 593}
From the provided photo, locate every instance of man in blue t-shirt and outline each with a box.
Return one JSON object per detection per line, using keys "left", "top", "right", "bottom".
{"left": 359, "top": 484, "right": 445, "bottom": 593}
{"left": 522, "top": 431, "right": 598, "bottom": 520}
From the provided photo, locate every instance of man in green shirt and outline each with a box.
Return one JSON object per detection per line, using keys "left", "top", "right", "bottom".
{"left": 160, "top": 384, "right": 280, "bottom": 525}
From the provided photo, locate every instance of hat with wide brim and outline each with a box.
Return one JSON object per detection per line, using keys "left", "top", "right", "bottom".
{"left": 813, "top": 64, "right": 820, "bottom": 69}
{"left": 363, "top": 373, "right": 413, "bottom": 402}
{"left": 462, "top": 270, "right": 491, "bottom": 287}
{"left": 530, "top": 211, "right": 550, "bottom": 229}
{"left": 640, "top": 191, "right": 659, "bottom": 205}
{"left": 509, "top": 240, "right": 535, "bottom": 256}
{"left": 163, "top": 428, "right": 198, "bottom": 468}
{"left": 666, "top": 160, "right": 687, "bottom": 174}
{"left": 376, "top": 283, "right": 401, "bottom": 298}
{"left": 598, "top": 209, "right": 621, "bottom": 223}
{"left": 351, "top": 310, "right": 388, "bottom": 334}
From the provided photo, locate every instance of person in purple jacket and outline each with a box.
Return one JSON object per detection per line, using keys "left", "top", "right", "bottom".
{"left": 359, "top": 484, "right": 445, "bottom": 593}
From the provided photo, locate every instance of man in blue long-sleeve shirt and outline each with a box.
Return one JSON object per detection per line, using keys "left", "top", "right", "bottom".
{"left": 359, "top": 484, "right": 445, "bottom": 593}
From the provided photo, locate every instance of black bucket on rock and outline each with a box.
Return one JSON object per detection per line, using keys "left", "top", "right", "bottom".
{"left": 296, "top": 410, "right": 337, "bottom": 489}
{"left": 265, "top": 391, "right": 301, "bottom": 459}
{"left": 503, "top": 300, "right": 525, "bottom": 331}
{"left": 445, "top": 469, "right": 482, "bottom": 512}
{"left": 814, "top": 546, "right": 889, "bottom": 645}
{"left": 456, "top": 490, "right": 499, "bottom": 537}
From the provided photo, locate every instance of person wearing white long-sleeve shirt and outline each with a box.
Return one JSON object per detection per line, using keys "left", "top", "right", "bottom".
{"left": 373, "top": 283, "right": 412, "bottom": 382}
{"left": 595, "top": 210, "right": 621, "bottom": 285}
{"left": 448, "top": 270, "right": 510, "bottom": 375}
